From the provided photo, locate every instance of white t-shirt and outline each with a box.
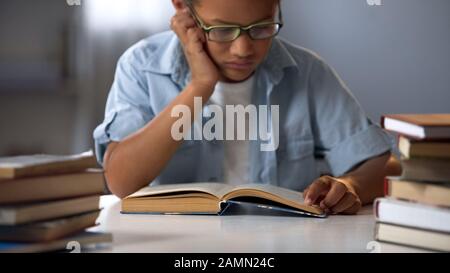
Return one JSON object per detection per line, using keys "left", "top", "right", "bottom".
{"left": 208, "top": 75, "right": 255, "bottom": 185}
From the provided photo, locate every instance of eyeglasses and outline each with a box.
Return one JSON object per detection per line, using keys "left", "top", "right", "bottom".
{"left": 185, "top": 1, "right": 284, "bottom": 43}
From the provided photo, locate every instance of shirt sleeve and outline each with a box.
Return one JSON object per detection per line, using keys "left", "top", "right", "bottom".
{"left": 93, "top": 52, "right": 154, "bottom": 166}
{"left": 308, "top": 57, "right": 393, "bottom": 177}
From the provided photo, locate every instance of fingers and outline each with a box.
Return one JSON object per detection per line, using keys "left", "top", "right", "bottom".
{"left": 171, "top": 9, "right": 206, "bottom": 59}
{"left": 170, "top": 8, "right": 219, "bottom": 87}
{"left": 329, "top": 191, "right": 358, "bottom": 214}
{"left": 319, "top": 181, "right": 347, "bottom": 210}
{"left": 302, "top": 186, "right": 309, "bottom": 199}
{"left": 304, "top": 176, "right": 332, "bottom": 206}
{"left": 341, "top": 200, "right": 362, "bottom": 215}
{"left": 304, "top": 176, "right": 362, "bottom": 215}
{"left": 170, "top": 9, "right": 198, "bottom": 45}
{"left": 186, "top": 27, "right": 206, "bottom": 53}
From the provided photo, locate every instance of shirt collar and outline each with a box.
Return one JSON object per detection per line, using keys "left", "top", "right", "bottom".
{"left": 261, "top": 37, "right": 301, "bottom": 85}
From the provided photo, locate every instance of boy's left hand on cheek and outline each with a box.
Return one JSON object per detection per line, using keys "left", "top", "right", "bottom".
{"left": 303, "top": 175, "right": 362, "bottom": 215}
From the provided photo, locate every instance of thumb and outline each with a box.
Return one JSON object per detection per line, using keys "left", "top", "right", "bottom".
{"left": 302, "top": 187, "right": 309, "bottom": 199}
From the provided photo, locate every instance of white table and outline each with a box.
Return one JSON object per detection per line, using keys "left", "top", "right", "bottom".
{"left": 89, "top": 195, "right": 429, "bottom": 253}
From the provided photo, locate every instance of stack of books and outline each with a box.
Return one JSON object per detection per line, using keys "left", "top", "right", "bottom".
{"left": 374, "top": 114, "right": 450, "bottom": 252}
{"left": 0, "top": 151, "right": 112, "bottom": 253}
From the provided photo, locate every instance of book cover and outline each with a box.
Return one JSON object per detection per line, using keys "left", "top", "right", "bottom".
{"left": 400, "top": 157, "right": 450, "bottom": 183}
{"left": 398, "top": 135, "right": 450, "bottom": 159}
{"left": 375, "top": 223, "right": 450, "bottom": 252}
{"left": 387, "top": 177, "right": 450, "bottom": 207}
{"left": 374, "top": 198, "right": 450, "bottom": 233}
{"left": 381, "top": 114, "right": 450, "bottom": 140}
{"left": 0, "top": 150, "right": 98, "bottom": 179}
{"left": 0, "top": 210, "right": 101, "bottom": 243}
{"left": 0, "top": 195, "right": 101, "bottom": 225}
{"left": 0, "top": 169, "right": 105, "bottom": 204}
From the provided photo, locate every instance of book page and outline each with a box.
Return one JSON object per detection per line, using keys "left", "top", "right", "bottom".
{"left": 225, "top": 183, "right": 323, "bottom": 215}
{"left": 230, "top": 183, "right": 305, "bottom": 203}
{"left": 386, "top": 114, "right": 450, "bottom": 126}
{"left": 0, "top": 151, "right": 95, "bottom": 168}
{"left": 126, "top": 182, "right": 236, "bottom": 200}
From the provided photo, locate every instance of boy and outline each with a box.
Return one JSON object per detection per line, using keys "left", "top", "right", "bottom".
{"left": 94, "top": 0, "right": 400, "bottom": 214}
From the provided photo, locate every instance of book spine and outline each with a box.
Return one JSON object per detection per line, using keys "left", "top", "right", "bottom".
{"left": 373, "top": 223, "right": 381, "bottom": 241}
{"left": 373, "top": 198, "right": 381, "bottom": 221}
{"left": 380, "top": 116, "right": 386, "bottom": 129}
{"left": 383, "top": 177, "right": 390, "bottom": 197}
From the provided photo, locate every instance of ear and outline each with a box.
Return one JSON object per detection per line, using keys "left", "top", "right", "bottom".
{"left": 172, "top": 0, "right": 188, "bottom": 11}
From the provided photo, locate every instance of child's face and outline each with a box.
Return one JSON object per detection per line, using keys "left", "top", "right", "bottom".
{"left": 194, "top": 0, "right": 279, "bottom": 82}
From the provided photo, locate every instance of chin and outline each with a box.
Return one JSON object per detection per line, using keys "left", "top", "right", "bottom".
{"left": 220, "top": 69, "right": 255, "bottom": 83}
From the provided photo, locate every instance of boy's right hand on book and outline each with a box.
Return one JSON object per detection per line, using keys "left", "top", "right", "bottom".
{"left": 303, "top": 176, "right": 362, "bottom": 215}
{"left": 170, "top": 8, "right": 220, "bottom": 90}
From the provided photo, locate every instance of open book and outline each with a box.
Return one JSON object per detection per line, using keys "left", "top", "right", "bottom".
{"left": 122, "top": 183, "right": 326, "bottom": 218}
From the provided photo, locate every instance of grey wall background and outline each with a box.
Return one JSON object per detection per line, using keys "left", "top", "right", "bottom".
{"left": 281, "top": 0, "right": 450, "bottom": 122}
{"left": 0, "top": 0, "right": 449, "bottom": 156}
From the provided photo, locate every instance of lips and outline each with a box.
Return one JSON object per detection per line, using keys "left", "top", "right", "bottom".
{"left": 224, "top": 61, "right": 254, "bottom": 70}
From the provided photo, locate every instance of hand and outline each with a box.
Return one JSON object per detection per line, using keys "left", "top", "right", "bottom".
{"left": 170, "top": 8, "right": 220, "bottom": 90}
{"left": 303, "top": 175, "right": 362, "bottom": 215}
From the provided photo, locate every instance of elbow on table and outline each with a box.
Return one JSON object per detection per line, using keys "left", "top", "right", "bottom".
{"left": 104, "top": 173, "right": 136, "bottom": 199}
{"left": 102, "top": 142, "right": 146, "bottom": 199}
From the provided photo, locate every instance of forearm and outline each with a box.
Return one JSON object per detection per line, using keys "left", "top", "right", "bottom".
{"left": 338, "top": 152, "right": 392, "bottom": 205}
{"left": 104, "top": 82, "right": 214, "bottom": 198}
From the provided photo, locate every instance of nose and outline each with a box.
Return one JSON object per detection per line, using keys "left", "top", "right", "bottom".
{"left": 230, "top": 33, "right": 254, "bottom": 58}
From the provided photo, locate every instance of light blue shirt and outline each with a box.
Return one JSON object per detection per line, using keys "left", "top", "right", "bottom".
{"left": 93, "top": 31, "right": 392, "bottom": 191}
